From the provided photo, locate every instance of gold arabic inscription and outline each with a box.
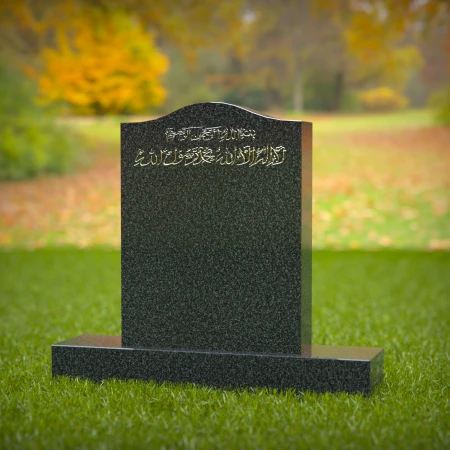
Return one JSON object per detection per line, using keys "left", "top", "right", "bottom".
{"left": 134, "top": 126, "right": 287, "bottom": 167}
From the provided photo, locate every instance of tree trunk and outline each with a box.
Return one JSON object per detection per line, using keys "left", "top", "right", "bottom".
{"left": 331, "top": 71, "right": 345, "bottom": 111}
{"left": 265, "top": 72, "right": 281, "bottom": 109}
{"left": 293, "top": 60, "right": 303, "bottom": 112}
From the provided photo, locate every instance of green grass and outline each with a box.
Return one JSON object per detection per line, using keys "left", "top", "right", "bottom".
{"left": 63, "top": 116, "right": 122, "bottom": 146}
{"left": 287, "top": 109, "right": 433, "bottom": 133}
{"left": 1, "top": 249, "right": 448, "bottom": 449}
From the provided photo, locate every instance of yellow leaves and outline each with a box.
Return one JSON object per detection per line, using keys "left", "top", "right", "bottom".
{"left": 358, "top": 87, "right": 409, "bottom": 111}
{"left": 33, "top": 8, "right": 169, "bottom": 115}
{"left": 65, "top": 91, "right": 92, "bottom": 108}
{"left": 1, "top": 2, "right": 169, "bottom": 114}
{"left": 316, "top": 1, "right": 424, "bottom": 91}
{"left": 346, "top": 13, "right": 386, "bottom": 60}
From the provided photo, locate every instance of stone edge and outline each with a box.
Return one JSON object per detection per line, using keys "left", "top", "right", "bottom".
{"left": 52, "top": 335, "right": 383, "bottom": 395}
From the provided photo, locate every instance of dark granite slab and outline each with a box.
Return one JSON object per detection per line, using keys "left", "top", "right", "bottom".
{"left": 121, "top": 103, "right": 311, "bottom": 354}
{"left": 51, "top": 103, "right": 384, "bottom": 394}
{"left": 52, "top": 335, "right": 383, "bottom": 395}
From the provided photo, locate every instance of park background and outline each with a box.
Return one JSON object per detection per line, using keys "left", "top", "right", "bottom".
{"left": 0, "top": 1, "right": 449, "bottom": 449}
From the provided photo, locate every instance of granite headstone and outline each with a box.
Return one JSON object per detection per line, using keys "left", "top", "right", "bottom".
{"left": 52, "top": 103, "right": 383, "bottom": 394}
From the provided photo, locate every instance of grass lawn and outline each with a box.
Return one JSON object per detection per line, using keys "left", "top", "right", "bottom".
{"left": 286, "top": 108, "right": 434, "bottom": 133}
{"left": 1, "top": 249, "right": 448, "bottom": 449}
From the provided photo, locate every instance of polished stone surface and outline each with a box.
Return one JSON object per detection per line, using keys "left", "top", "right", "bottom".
{"left": 52, "top": 103, "right": 384, "bottom": 394}
{"left": 52, "top": 335, "right": 384, "bottom": 395}
{"left": 121, "top": 103, "right": 312, "bottom": 354}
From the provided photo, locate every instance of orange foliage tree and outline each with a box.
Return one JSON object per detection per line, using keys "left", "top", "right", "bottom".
{"left": 1, "top": 3, "right": 169, "bottom": 115}
{"left": 40, "top": 13, "right": 168, "bottom": 114}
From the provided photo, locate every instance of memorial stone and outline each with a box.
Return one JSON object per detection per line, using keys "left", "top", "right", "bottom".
{"left": 52, "top": 103, "right": 383, "bottom": 394}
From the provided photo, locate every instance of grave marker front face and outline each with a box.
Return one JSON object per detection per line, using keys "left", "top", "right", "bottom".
{"left": 52, "top": 103, "right": 383, "bottom": 395}
{"left": 121, "top": 103, "right": 311, "bottom": 355}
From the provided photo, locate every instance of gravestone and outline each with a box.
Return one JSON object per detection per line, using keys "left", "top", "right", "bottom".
{"left": 52, "top": 103, "right": 383, "bottom": 394}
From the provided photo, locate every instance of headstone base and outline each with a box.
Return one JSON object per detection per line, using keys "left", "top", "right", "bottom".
{"left": 52, "top": 335, "right": 383, "bottom": 395}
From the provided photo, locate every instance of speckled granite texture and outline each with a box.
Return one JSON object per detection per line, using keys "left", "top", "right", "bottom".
{"left": 52, "top": 335, "right": 384, "bottom": 395}
{"left": 121, "top": 103, "right": 311, "bottom": 354}
{"left": 52, "top": 103, "right": 384, "bottom": 394}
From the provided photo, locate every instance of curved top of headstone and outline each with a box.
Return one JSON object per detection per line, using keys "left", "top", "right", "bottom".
{"left": 121, "top": 102, "right": 303, "bottom": 126}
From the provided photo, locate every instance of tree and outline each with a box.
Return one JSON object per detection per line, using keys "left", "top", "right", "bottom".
{"left": 0, "top": 0, "right": 244, "bottom": 114}
{"left": 200, "top": 0, "right": 326, "bottom": 111}
{"left": 0, "top": 2, "right": 169, "bottom": 114}
{"left": 238, "top": 0, "right": 424, "bottom": 111}
{"left": 317, "top": 0, "right": 449, "bottom": 109}
{"left": 210, "top": 0, "right": 447, "bottom": 112}
{"left": 245, "top": 0, "right": 322, "bottom": 111}
{"left": 38, "top": 10, "right": 168, "bottom": 115}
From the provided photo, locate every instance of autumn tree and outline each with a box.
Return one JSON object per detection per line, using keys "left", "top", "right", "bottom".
{"left": 0, "top": 2, "right": 171, "bottom": 114}
{"left": 230, "top": 0, "right": 425, "bottom": 111}
{"left": 40, "top": 12, "right": 169, "bottom": 115}
{"left": 0, "top": 0, "right": 245, "bottom": 114}
{"left": 2, "top": 0, "right": 447, "bottom": 114}
{"left": 314, "top": 0, "right": 449, "bottom": 110}
{"left": 205, "top": 0, "right": 448, "bottom": 112}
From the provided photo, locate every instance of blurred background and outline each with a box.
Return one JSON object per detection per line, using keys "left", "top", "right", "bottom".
{"left": 0, "top": 0, "right": 449, "bottom": 250}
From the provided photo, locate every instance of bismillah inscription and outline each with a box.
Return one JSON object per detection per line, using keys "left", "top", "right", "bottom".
{"left": 134, "top": 126, "right": 287, "bottom": 167}
{"left": 166, "top": 126, "right": 256, "bottom": 142}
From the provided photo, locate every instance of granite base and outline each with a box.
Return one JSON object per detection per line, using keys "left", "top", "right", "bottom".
{"left": 52, "top": 335, "right": 383, "bottom": 395}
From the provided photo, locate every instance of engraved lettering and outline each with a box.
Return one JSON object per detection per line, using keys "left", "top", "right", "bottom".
{"left": 165, "top": 126, "right": 256, "bottom": 143}
{"left": 135, "top": 145, "right": 286, "bottom": 168}
{"left": 137, "top": 127, "right": 286, "bottom": 168}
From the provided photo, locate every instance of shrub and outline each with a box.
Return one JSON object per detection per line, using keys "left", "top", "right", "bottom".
{"left": 0, "top": 64, "right": 80, "bottom": 180}
{"left": 429, "top": 85, "right": 450, "bottom": 126}
{"left": 358, "top": 87, "right": 409, "bottom": 112}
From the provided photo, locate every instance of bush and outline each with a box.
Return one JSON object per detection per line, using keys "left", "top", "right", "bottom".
{"left": 0, "top": 64, "right": 80, "bottom": 180}
{"left": 429, "top": 85, "right": 450, "bottom": 125}
{"left": 358, "top": 87, "right": 409, "bottom": 112}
